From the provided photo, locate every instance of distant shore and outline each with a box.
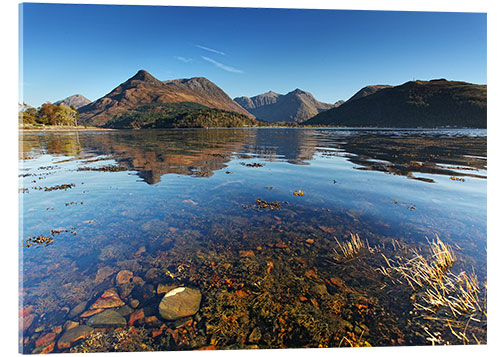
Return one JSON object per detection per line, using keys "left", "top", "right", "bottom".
{"left": 20, "top": 125, "right": 115, "bottom": 132}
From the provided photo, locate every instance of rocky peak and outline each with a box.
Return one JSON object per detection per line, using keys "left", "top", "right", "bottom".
{"left": 54, "top": 94, "right": 91, "bottom": 109}
{"left": 288, "top": 88, "right": 307, "bottom": 96}
{"left": 127, "top": 70, "right": 163, "bottom": 85}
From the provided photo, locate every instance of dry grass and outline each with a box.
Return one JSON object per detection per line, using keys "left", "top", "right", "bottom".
{"left": 333, "top": 233, "right": 364, "bottom": 260}
{"left": 379, "top": 235, "right": 486, "bottom": 343}
{"left": 382, "top": 236, "right": 455, "bottom": 290}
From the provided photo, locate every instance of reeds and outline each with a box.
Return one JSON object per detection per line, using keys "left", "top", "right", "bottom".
{"left": 333, "top": 233, "right": 364, "bottom": 260}
{"left": 379, "top": 235, "right": 486, "bottom": 343}
{"left": 382, "top": 236, "right": 455, "bottom": 290}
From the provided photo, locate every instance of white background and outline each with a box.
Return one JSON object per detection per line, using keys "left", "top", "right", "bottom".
{"left": 1, "top": 1, "right": 497, "bottom": 356}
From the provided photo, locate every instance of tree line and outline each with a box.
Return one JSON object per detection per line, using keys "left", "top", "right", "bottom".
{"left": 19, "top": 102, "right": 79, "bottom": 126}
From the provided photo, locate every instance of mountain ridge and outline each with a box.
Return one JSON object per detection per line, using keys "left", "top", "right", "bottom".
{"left": 305, "top": 79, "right": 486, "bottom": 128}
{"left": 234, "top": 89, "right": 340, "bottom": 123}
{"left": 78, "top": 70, "right": 253, "bottom": 126}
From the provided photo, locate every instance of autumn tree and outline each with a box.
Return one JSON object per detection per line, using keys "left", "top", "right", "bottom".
{"left": 19, "top": 102, "right": 79, "bottom": 126}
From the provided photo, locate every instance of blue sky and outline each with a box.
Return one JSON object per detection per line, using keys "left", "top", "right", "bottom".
{"left": 20, "top": 3, "right": 487, "bottom": 107}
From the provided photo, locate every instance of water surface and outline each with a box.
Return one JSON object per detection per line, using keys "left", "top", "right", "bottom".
{"left": 19, "top": 128, "right": 487, "bottom": 352}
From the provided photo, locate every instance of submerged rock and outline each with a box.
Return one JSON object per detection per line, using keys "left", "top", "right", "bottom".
{"left": 86, "top": 309, "right": 127, "bottom": 328}
{"left": 129, "top": 299, "right": 140, "bottom": 309}
{"left": 69, "top": 301, "right": 87, "bottom": 318}
{"left": 145, "top": 268, "right": 162, "bottom": 281}
{"left": 35, "top": 332, "right": 56, "bottom": 348}
{"left": 80, "top": 308, "right": 103, "bottom": 317}
{"left": 128, "top": 308, "right": 145, "bottom": 326}
{"left": 57, "top": 325, "right": 93, "bottom": 349}
{"left": 158, "top": 287, "right": 202, "bottom": 320}
{"left": 63, "top": 321, "right": 79, "bottom": 331}
{"left": 157, "top": 284, "right": 177, "bottom": 295}
{"left": 117, "top": 305, "right": 134, "bottom": 317}
{"left": 32, "top": 341, "right": 55, "bottom": 354}
{"left": 89, "top": 288, "right": 125, "bottom": 309}
{"left": 116, "top": 270, "right": 134, "bottom": 285}
{"left": 94, "top": 266, "right": 115, "bottom": 284}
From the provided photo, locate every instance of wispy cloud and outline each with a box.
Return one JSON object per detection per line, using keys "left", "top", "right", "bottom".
{"left": 196, "top": 45, "right": 225, "bottom": 56}
{"left": 201, "top": 56, "right": 244, "bottom": 74}
{"left": 174, "top": 56, "right": 193, "bottom": 63}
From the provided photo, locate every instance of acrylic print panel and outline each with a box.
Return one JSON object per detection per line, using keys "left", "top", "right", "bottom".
{"left": 18, "top": 1, "right": 487, "bottom": 354}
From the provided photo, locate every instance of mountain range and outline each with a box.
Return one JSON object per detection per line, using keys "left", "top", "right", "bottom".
{"left": 234, "top": 89, "right": 342, "bottom": 123}
{"left": 305, "top": 79, "right": 486, "bottom": 128}
{"left": 78, "top": 70, "right": 253, "bottom": 127}
{"left": 53, "top": 70, "right": 486, "bottom": 129}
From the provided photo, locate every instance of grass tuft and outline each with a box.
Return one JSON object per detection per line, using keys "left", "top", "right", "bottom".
{"left": 378, "top": 235, "right": 486, "bottom": 344}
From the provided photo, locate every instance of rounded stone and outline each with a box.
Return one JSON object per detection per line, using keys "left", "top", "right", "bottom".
{"left": 158, "top": 287, "right": 202, "bottom": 320}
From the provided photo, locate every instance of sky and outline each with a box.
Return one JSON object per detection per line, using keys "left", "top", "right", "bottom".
{"left": 19, "top": 3, "right": 487, "bottom": 107}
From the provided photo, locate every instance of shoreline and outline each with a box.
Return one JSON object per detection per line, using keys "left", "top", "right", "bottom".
{"left": 19, "top": 126, "right": 487, "bottom": 132}
{"left": 20, "top": 126, "right": 116, "bottom": 132}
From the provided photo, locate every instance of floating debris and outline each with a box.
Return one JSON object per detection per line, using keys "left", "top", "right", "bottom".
{"left": 241, "top": 162, "right": 264, "bottom": 167}
{"left": 19, "top": 188, "right": 29, "bottom": 193}
{"left": 77, "top": 166, "right": 127, "bottom": 172}
{"left": 23, "top": 235, "right": 54, "bottom": 248}
{"left": 65, "top": 201, "right": 84, "bottom": 206}
{"left": 293, "top": 189, "right": 304, "bottom": 196}
{"left": 450, "top": 176, "right": 465, "bottom": 182}
{"left": 33, "top": 184, "right": 76, "bottom": 192}
{"left": 244, "top": 199, "right": 284, "bottom": 211}
{"left": 254, "top": 199, "right": 282, "bottom": 211}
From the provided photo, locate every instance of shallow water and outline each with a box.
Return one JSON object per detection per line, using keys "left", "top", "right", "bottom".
{"left": 19, "top": 128, "right": 487, "bottom": 352}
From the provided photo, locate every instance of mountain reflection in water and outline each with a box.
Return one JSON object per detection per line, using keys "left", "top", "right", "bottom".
{"left": 21, "top": 128, "right": 486, "bottom": 184}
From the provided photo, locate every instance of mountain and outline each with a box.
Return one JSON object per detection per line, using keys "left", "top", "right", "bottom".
{"left": 78, "top": 70, "right": 253, "bottom": 126}
{"left": 54, "top": 94, "right": 91, "bottom": 109}
{"left": 234, "top": 89, "right": 337, "bottom": 123}
{"left": 163, "top": 77, "right": 249, "bottom": 115}
{"left": 346, "top": 85, "right": 392, "bottom": 102}
{"left": 305, "top": 79, "right": 486, "bottom": 128}
{"left": 237, "top": 91, "right": 281, "bottom": 109}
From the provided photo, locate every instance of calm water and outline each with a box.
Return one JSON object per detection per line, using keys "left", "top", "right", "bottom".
{"left": 19, "top": 128, "right": 487, "bottom": 352}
